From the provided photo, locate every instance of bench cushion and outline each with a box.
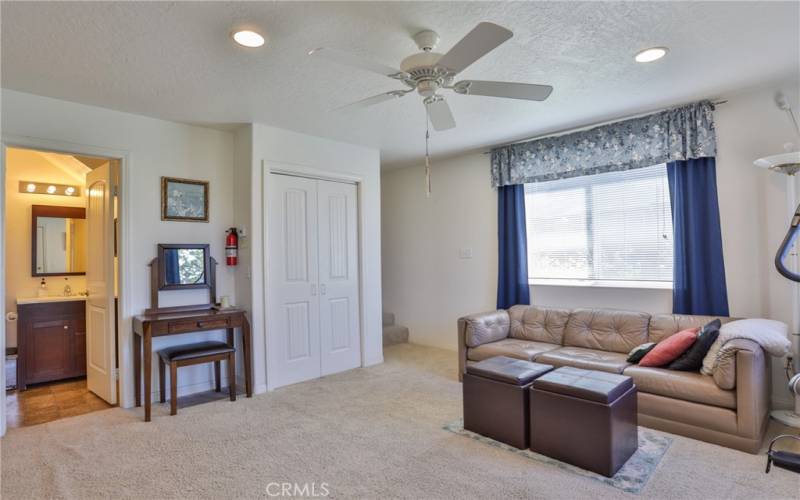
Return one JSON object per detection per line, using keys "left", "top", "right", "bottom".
{"left": 532, "top": 366, "right": 634, "bottom": 404}
{"left": 467, "top": 339, "right": 559, "bottom": 362}
{"left": 466, "top": 356, "right": 553, "bottom": 385}
{"left": 158, "top": 341, "right": 234, "bottom": 362}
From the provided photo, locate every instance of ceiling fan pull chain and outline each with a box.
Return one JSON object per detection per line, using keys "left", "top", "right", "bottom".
{"left": 425, "top": 108, "right": 432, "bottom": 198}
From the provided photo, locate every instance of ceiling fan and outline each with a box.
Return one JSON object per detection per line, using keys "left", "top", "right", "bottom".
{"left": 308, "top": 22, "right": 553, "bottom": 131}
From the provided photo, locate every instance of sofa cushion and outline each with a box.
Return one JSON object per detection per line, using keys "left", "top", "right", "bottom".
{"left": 467, "top": 339, "right": 559, "bottom": 362}
{"left": 627, "top": 342, "right": 657, "bottom": 363}
{"left": 640, "top": 327, "right": 699, "bottom": 367}
{"left": 508, "top": 305, "right": 571, "bottom": 344}
{"left": 668, "top": 321, "right": 720, "bottom": 371}
{"left": 534, "top": 346, "right": 632, "bottom": 374}
{"left": 563, "top": 309, "right": 650, "bottom": 354}
{"left": 623, "top": 365, "right": 736, "bottom": 409}
{"left": 648, "top": 313, "right": 730, "bottom": 344}
{"left": 463, "top": 310, "right": 510, "bottom": 348}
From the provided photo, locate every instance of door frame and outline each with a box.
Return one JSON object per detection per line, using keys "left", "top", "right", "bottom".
{"left": 262, "top": 161, "right": 365, "bottom": 391}
{"left": 0, "top": 135, "right": 132, "bottom": 436}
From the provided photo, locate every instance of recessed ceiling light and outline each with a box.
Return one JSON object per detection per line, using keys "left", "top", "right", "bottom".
{"left": 26, "top": 183, "right": 36, "bottom": 193}
{"left": 635, "top": 47, "right": 668, "bottom": 63}
{"left": 65, "top": 186, "right": 75, "bottom": 196}
{"left": 232, "top": 30, "right": 265, "bottom": 48}
{"left": 46, "top": 185, "right": 57, "bottom": 194}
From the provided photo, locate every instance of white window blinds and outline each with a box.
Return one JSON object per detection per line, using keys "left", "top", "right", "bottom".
{"left": 524, "top": 164, "right": 673, "bottom": 285}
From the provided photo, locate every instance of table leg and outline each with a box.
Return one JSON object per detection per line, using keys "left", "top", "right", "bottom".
{"left": 134, "top": 332, "right": 141, "bottom": 407}
{"left": 243, "top": 317, "right": 253, "bottom": 397}
{"left": 143, "top": 326, "right": 152, "bottom": 422}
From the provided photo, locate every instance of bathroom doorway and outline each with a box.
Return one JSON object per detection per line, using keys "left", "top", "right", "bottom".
{"left": 2, "top": 146, "right": 122, "bottom": 428}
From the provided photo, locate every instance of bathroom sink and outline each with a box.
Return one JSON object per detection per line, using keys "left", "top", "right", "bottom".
{"left": 16, "top": 295, "right": 87, "bottom": 305}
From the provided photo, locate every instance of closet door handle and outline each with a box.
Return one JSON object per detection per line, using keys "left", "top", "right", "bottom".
{"left": 320, "top": 284, "right": 327, "bottom": 295}
{"left": 311, "top": 284, "right": 317, "bottom": 296}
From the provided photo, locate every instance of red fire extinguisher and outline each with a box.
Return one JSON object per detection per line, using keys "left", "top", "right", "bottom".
{"left": 225, "top": 228, "right": 238, "bottom": 266}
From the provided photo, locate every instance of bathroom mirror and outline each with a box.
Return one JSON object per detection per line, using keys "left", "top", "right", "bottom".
{"left": 31, "top": 205, "right": 87, "bottom": 276}
{"left": 157, "top": 243, "right": 211, "bottom": 290}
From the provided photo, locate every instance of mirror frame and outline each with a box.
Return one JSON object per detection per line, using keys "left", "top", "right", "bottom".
{"left": 157, "top": 243, "right": 211, "bottom": 290}
{"left": 31, "top": 204, "right": 87, "bottom": 277}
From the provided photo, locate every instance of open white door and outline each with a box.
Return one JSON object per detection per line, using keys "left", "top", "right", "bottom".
{"left": 85, "top": 161, "right": 117, "bottom": 404}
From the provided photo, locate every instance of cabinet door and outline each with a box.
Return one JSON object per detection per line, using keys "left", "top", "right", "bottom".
{"left": 26, "top": 319, "right": 72, "bottom": 383}
{"left": 72, "top": 318, "right": 87, "bottom": 377}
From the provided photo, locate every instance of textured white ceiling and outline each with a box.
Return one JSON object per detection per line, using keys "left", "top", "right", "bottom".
{"left": 2, "top": 2, "right": 798, "bottom": 168}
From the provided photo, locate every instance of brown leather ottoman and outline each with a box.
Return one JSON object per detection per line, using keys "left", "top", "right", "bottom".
{"left": 463, "top": 356, "right": 554, "bottom": 449}
{"left": 530, "top": 366, "right": 638, "bottom": 477}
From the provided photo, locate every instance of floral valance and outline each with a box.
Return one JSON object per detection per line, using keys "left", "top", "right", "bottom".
{"left": 490, "top": 100, "right": 717, "bottom": 187}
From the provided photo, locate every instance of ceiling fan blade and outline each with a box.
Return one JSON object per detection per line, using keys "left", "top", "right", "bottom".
{"left": 436, "top": 22, "right": 513, "bottom": 75}
{"left": 425, "top": 97, "right": 456, "bottom": 131}
{"left": 334, "top": 90, "right": 408, "bottom": 112}
{"left": 454, "top": 80, "right": 553, "bottom": 101}
{"left": 308, "top": 47, "right": 408, "bottom": 80}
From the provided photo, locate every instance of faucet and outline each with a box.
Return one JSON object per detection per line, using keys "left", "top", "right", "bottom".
{"left": 63, "top": 278, "right": 72, "bottom": 297}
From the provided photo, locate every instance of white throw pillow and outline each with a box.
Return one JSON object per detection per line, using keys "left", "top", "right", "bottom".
{"left": 700, "top": 318, "right": 790, "bottom": 375}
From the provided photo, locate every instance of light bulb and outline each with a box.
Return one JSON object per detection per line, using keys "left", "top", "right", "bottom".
{"left": 635, "top": 47, "right": 668, "bottom": 63}
{"left": 47, "top": 185, "right": 56, "bottom": 194}
{"left": 232, "top": 30, "right": 265, "bottom": 48}
{"left": 26, "top": 183, "right": 36, "bottom": 193}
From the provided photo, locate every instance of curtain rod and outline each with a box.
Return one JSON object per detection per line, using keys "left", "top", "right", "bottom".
{"left": 482, "top": 100, "right": 728, "bottom": 154}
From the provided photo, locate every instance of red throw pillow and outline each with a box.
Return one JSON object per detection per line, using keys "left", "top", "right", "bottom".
{"left": 639, "top": 327, "right": 699, "bottom": 367}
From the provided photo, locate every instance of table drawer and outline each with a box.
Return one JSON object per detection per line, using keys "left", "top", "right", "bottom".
{"left": 168, "top": 317, "right": 231, "bottom": 333}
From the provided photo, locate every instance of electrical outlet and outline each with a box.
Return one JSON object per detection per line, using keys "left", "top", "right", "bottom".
{"left": 458, "top": 248, "right": 473, "bottom": 259}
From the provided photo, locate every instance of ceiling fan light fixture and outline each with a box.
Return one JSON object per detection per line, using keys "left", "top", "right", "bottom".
{"left": 232, "top": 30, "right": 265, "bottom": 48}
{"left": 635, "top": 47, "right": 668, "bottom": 63}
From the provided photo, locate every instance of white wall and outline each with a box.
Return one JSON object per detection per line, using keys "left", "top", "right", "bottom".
{"left": 4, "top": 148, "right": 88, "bottom": 348}
{"left": 1, "top": 89, "right": 237, "bottom": 407}
{"left": 234, "top": 123, "right": 382, "bottom": 394}
{"left": 381, "top": 81, "right": 800, "bottom": 407}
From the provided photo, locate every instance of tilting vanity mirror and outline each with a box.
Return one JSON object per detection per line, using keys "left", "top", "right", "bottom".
{"left": 31, "top": 205, "right": 87, "bottom": 276}
{"left": 157, "top": 243, "right": 211, "bottom": 289}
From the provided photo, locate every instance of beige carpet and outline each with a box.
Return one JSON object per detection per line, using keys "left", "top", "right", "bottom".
{"left": 1, "top": 343, "right": 798, "bottom": 499}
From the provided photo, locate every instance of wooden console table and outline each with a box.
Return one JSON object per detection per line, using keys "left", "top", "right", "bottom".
{"left": 132, "top": 307, "right": 252, "bottom": 422}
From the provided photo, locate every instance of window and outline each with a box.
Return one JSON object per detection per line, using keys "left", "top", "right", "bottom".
{"left": 524, "top": 164, "right": 673, "bottom": 288}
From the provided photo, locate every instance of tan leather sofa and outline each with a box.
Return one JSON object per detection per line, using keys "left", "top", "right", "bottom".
{"left": 458, "top": 305, "right": 770, "bottom": 453}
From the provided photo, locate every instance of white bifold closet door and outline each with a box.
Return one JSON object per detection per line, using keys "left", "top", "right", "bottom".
{"left": 267, "top": 174, "right": 360, "bottom": 389}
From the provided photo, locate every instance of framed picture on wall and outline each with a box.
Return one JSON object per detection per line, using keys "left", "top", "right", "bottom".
{"left": 161, "top": 177, "right": 209, "bottom": 222}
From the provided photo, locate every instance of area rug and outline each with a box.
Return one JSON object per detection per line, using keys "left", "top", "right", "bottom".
{"left": 444, "top": 419, "right": 672, "bottom": 494}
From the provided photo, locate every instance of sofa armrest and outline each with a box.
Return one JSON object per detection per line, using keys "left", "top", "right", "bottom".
{"left": 457, "top": 310, "right": 510, "bottom": 381}
{"left": 721, "top": 339, "right": 770, "bottom": 440}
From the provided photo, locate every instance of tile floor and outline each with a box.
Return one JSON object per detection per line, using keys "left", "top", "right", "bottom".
{"left": 5, "top": 378, "right": 112, "bottom": 428}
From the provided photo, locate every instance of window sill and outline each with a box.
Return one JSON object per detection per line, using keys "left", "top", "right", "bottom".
{"left": 529, "top": 279, "right": 673, "bottom": 290}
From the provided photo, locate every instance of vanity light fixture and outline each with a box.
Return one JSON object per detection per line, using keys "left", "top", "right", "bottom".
{"left": 232, "top": 30, "right": 265, "bottom": 48}
{"left": 635, "top": 47, "right": 668, "bottom": 63}
{"left": 18, "top": 181, "right": 80, "bottom": 197}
